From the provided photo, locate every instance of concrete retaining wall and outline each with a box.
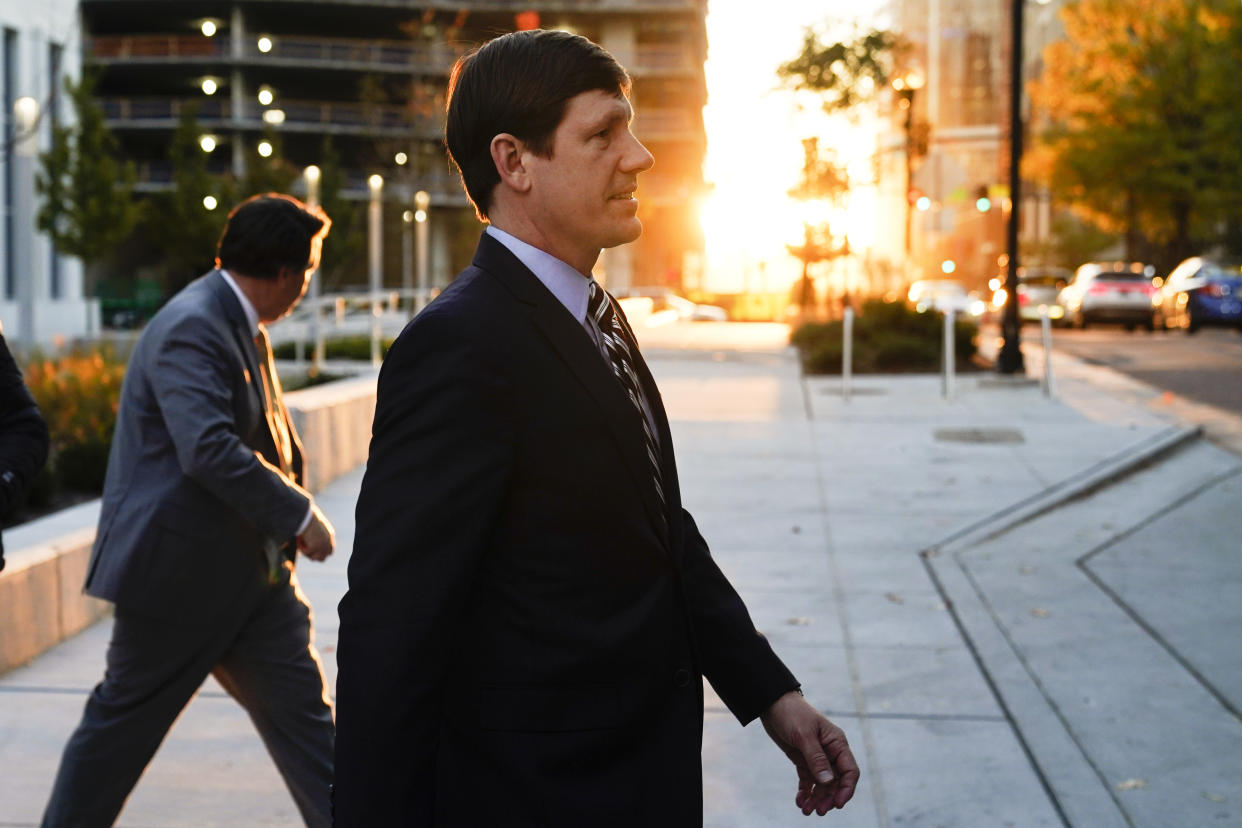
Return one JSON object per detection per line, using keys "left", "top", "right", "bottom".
{"left": 0, "top": 372, "right": 379, "bottom": 675}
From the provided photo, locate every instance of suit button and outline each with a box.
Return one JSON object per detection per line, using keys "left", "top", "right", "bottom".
{"left": 673, "top": 668, "right": 692, "bottom": 687}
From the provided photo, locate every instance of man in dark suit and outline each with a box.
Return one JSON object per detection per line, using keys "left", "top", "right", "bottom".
{"left": 44, "top": 195, "right": 338, "bottom": 827}
{"left": 333, "top": 30, "right": 858, "bottom": 825}
{"left": 0, "top": 328, "right": 49, "bottom": 568}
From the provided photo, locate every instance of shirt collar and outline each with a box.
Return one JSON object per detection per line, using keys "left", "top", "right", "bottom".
{"left": 218, "top": 269, "right": 260, "bottom": 337}
{"left": 485, "top": 226, "right": 592, "bottom": 324}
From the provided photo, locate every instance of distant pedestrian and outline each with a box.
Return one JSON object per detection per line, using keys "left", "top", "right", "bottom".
{"left": 43, "top": 194, "right": 336, "bottom": 827}
{"left": 332, "top": 29, "right": 859, "bottom": 825}
{"left": 0, "top": 328, "right": 49, "bottom": 570}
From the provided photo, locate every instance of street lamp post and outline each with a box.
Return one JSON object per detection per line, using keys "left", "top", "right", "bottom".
{"left": 414, "top": 190, "right": 430, "bottom": 312}
{"left": 13, "top": 96, "right": 40, "bottom": 345}
{"left": 997, "top": 0, "right": 1027, "bottom": 375}
{"left": 303, "top": 165, "right": 323, "bottom": 373}
{"left": 368, "top": 174, "right": 384, "bottom": 368}
{"left": 893, "top": 71, "right": 925, "bottom": 263}
{"left": 402, "top": 209, "right": 414, "bottom": 306}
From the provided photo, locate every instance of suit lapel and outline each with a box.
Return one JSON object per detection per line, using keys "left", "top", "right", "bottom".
{"left": 204, "top": 271, "right": 285, "bottom": 468}
{"left": 472, "top": 235, "right": 670, "bottom": 544}
{"left": 205, "top": 271, "right": 265, "bottom": 398}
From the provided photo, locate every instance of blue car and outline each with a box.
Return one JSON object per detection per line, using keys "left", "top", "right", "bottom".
{"left": 1154, "top": 257, "right": 1242, "bottom": 333}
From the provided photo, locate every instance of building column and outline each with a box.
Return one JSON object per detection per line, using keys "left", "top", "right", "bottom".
{"left": 230, "top": 4, "right": 246, "bottom": 178}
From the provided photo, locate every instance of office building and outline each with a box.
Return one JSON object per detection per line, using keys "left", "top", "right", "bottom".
{"left": 882, "top": 0, "right": 1065, "bottom": 288}
{"left": 0, "top": 0, "right": 98, "bottom": 345}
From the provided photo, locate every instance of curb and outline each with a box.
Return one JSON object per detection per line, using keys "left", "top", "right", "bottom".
{"left": 921, "top": 423, "right": 1202, "bottom": 558}
{"left": 918, "top": 422, "right": 1203, "bottom": 827}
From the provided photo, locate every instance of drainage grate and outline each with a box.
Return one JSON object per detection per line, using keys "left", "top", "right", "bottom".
{"left": 934, "top": 427, "right": 1025, "bottom": 444}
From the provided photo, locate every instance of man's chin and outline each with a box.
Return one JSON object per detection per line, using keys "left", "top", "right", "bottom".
{"left": 604, "top": 219, "right": 644, "bottom": 249}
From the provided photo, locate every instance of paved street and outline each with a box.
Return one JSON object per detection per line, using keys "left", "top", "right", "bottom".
{"left": 1045, "top": 325, "right": 1242, "bottom": 415}
{"left": 2, "top": 320, "right": 1240, "bottom": 826}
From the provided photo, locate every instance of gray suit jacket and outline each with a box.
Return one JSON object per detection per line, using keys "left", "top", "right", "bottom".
{"left": 85, "top": 271, "right": 311, "bottom": 623}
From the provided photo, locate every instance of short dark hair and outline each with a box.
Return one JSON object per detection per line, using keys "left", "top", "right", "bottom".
{"left": 216, "top": 193, "right": 331, "bottom": 280}
{"left": 445, "top": 29, "right": 630, "bottom": 220}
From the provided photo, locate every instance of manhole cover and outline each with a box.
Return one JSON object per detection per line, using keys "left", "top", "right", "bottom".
{"left": 934, "top": 427, "right": 1025, "bottom": 444}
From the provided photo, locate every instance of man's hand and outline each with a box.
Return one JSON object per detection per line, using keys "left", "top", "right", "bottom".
{"left": 296, "top": 503, "right": 336, "bottom": 561}
{"left": 761, "top": 690, "right": 859, "bottom": 817}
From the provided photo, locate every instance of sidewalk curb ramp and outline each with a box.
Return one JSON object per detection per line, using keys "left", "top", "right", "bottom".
{"left": 923, "top": 423, "right": 1202, "bottom": 555}
{"left": 919, "top": 425, "right": 1207, "bottom": 828}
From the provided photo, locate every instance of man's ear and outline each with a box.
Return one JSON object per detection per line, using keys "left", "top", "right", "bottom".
{"left": 490, "top": 133, "right": 531, "bottom": 194}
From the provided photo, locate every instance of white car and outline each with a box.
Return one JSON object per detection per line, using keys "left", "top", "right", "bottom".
{"left": 1058, "top": 262, "right": 1157, "bottom": 330}
{"left": 907, "top": 280, "right": 983, "bottom": 316}
{"left": 614, "top": 288, "right": 728, "bottom": 322}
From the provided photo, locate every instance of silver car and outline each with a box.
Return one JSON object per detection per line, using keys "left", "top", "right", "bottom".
{"left": 1058, "top": 262, "right": 1158, "bottom": 330}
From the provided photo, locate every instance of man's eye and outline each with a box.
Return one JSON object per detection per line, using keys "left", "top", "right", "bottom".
{"left": 595, "top": 128, "right": 611, "bottom": 139}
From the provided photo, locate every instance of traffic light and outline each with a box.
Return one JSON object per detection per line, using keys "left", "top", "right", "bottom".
{"left": 974, "top": 185, "right": 991, "bottom": 212}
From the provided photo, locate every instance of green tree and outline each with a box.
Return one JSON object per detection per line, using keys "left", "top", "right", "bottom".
{"left": 145, "top": 106, "right": 230, "bottom": 294}
{"left": 777, "top": 26, "right": 905, "bottom": 115}
{"left": 1027, "top": 0, "right": 1242, "bottom": 268}
{"left": 35, "top": 71, "right": 140, "bottom": 268}
{"left": 315, "top": 136, "right": 365, "bottom": 290}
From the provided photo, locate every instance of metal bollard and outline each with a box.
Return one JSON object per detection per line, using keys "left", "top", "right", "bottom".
{"left": 942, "top": 308, "right": 956, "bottom": 400}
{"left": 842, "top": 307, "right": 854, "bottom": 403}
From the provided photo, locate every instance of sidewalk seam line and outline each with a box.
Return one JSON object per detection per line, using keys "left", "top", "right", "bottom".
{"left": 954, "top": 552, "right": 1138, "bottom": 826}
{"left": 920, "top": 554, "right": 1076, "bottom": 828}
{"left": 1076, "top": 465, "right": 1242, "bottom": 723}
{"left": 804, "top": 371, "right": 890, "bottom": 828}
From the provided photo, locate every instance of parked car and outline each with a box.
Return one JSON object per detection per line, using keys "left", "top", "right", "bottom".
{"left": 908, "top": 280, "right": 967, "bottom": 313}
{"left": 908, "top": 280, "right": 986, "bottom": 317}
{"left": 1058, "top": 262, "right": 1158, "bottom": 330}
{"left": 614, "top": 288, "right": 728, "bottom": 322}
{"left": 1017, "top": 266, "right": 1070, "bottom": 323}
{"left": 1153, "top": 256, "right": 1242, "bottom": 333}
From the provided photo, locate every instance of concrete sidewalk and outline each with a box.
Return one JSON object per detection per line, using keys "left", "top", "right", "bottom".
{"left": 2, "top": 329, "right": 1240, "bottom": 826}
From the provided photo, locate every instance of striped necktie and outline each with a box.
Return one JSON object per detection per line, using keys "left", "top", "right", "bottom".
{"left": 587, "top": 281, "right": 665, "bottom": 510}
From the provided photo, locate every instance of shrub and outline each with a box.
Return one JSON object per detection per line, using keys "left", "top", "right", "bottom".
{"left": 282, "top": 371, "right": 348, "bottom": 392}
{"left": 22, "top": 346, "right": 125, "bottom": 500}
{"left": 272, "top": 335, "right": 395, "bottom": 362}
{"left": 792, "top": 298, "right": 978, "bottom": 375}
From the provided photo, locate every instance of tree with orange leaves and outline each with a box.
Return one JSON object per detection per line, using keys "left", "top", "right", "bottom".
{"left": 1026, "top": 0, "right": 1242, "bottom": 269}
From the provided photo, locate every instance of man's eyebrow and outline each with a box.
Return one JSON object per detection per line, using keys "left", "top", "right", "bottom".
{"left": 586, "top": 103, "right": 634, "bottom": 133}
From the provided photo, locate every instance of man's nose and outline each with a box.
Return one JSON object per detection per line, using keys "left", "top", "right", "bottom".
{"left": 623, "top": 131, "right": 655, "bottom": 173}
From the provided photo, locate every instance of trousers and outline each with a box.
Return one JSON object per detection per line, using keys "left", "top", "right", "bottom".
{"left": 41, "top": 563, "right": 334, "bottom": 827}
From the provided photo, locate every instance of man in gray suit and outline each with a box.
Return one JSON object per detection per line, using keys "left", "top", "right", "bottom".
{"left": 43, "top": 194, "right": 337, "bottom": 827}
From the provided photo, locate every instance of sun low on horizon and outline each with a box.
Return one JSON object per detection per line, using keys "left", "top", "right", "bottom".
{"left": 698, "top": 1, "right": 884, "bottom": 296}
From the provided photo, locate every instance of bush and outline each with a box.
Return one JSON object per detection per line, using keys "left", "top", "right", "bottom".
{"left": 282, "top": 371, "right": 348, "bottom": 392}
{"left": 22, "top": 346, "right": 126, "bottom": 500}
{"left": 792, "top": 298, "right": 978, "bottom": 375}
{"left": 272, "top": 335, "right": 395, "bottom": 361}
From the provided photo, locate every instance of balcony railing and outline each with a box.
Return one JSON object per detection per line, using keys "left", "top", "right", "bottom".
{"left": 131, "top": 160, "right": 464, "bottom": 201}
{"left": 102, "top": 96, "right": 444, "bottom": 137}
{"left": 90, "top": 33, "right": 466, "bottom": 74}
{"left": 88, "top": 33, "right": 697, "bottom": 77}
{"left": 89, "top": 35, "right": 228, "bottom": 60}
{"left": 242, "top": 36, "right": 466, "bottom": 73}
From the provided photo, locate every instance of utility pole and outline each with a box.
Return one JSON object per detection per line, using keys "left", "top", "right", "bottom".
{"left": 997, "top": 0, "right": 1026, "bottom": 375}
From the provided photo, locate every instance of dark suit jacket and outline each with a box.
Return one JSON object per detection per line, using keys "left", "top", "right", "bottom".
{"left": 0, "top": 332, "right": 49, "bottom": 561}
{"left": 85, "top": 271, "right": 311, "bottom": 623}
{"left": 334, "top": 234, "right": 797, "bottom": 826}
